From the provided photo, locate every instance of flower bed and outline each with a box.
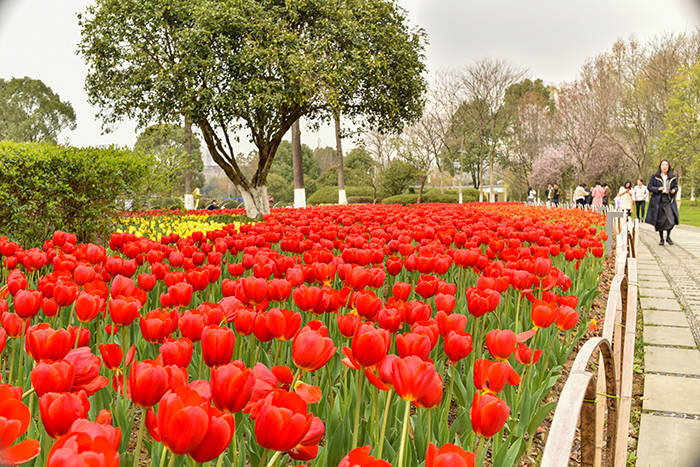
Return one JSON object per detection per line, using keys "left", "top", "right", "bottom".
{"left": 0, "top": 203, "right": 606, "bottom": 466}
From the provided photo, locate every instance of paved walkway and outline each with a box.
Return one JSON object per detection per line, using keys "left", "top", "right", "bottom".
{"left": 635, "top": 223, "right": 700, "bottom": 467}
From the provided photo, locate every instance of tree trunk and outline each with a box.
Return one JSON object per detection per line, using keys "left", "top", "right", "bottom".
{"left": 237, "top": 185, "right": 270, "bottom": 219}
{"left": 418, "top": 175, "right": 427, "bottom": 203}
{"left": 184, "top": 116, "right": 193, "bottom": 208}
{"left": 291, "top": 119, "right": 306, "bottom": 208}
{"left": 334, "top": 112, "right": 347, "bottom": 205}
{"left": 489, "top": 149, "right": 495, "bottom": 203}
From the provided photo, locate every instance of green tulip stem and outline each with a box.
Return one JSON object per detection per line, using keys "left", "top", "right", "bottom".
{"left": 351, "top": 369, "right": 364, "bottom": 448}
{"left": 376, "top": 390, "right": 393, "bottom": 458}
{"left": 267, "top": 450, "right": 282, "bottom": 467}
{"left": 167, "top": 451, "right": 177, "bottom": 467}
{"left": 443, "top": 364, "right": 455, "bottom": 426}
{"left": 132, "top": 407, "right": 147, "bottom": 467}
{"left": 474, "top": 436, "right": 486, "bottom": 465}
{"left": 397, "top": 399, "right": 412, "bottom": 467}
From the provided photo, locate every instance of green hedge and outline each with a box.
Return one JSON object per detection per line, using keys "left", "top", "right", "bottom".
{"left": 307, "top": 186, "right": 375, "bottom": 205}
{"left": 0, "top": 141, "right": 152, "bottom": 246}
{"left": 382, "top": 188, "right": 480, "bottom": 204}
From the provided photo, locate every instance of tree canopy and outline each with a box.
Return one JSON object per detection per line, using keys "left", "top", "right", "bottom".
{"left": 78, "top": 0, "right": 426, "bottom": 217}
{"left": 134, "top": 123, "right": 205, "bottom": 197}
{"left": 0, "top": 77, "right": 76, "bottom": 143}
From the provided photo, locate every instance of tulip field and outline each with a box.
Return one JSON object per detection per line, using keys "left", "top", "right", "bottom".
{"left": 0, "top": 203, "right": 607, "bottom": 466}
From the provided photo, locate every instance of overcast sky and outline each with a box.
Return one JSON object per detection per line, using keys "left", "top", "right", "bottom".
{"left": 1, "top": 0, "right": 698, "bottom": 157}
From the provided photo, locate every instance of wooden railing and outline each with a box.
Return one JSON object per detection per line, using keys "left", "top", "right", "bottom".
{"left": 541, "top": 216, "right": 638, "bottom": 466}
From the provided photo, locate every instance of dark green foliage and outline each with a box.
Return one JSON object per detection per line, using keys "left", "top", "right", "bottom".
{"left": 0, "top": 77, "right": 76, "bottom": 143}
{"left": 307, "top": 186, "right": 374, "bottom": 205}
{"left": 379, "top": 159, "right": 422, "bottom": 197}
{"left": 0, "top": 141, "right": 151, "bottom": 246}
{"left": 382, "top": 188, "right": 480, "bottom": 204}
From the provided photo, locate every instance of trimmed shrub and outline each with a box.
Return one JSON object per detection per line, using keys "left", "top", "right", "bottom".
{"left": 307, "top": 186, "right": 374, "bottom": 205}
{"left": 0, "top": 141, "right": 152, "bottom": 246}
{"left": 382, "top": 188, "right": 480, "bottom": 204}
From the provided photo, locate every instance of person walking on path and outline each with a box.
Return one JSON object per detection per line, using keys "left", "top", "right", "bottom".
{"left": 552, "top": 184, "right": 560, "bottom": 207}
{"left": 618, "top": 181, "right": 633, "bottom": 216}
{"left": 592, "top": 181, "right": 605, "bottom": 209}
{"left": 574, "top": 183, "right": 587, "bottom": 208}
{"left": 602, "top": 183, "right": 611, "bottom": 207}
{"left": 632, "top": 178, "right": 649, "bottom": 220}
{"left": 527, "top": 187, "right": 536, "bottom": 204}
{"left": 645, "top": 159, "right": 679, "bottom": 246}
{"left": 545, "top": 184, "right": 553, "bottom": 207}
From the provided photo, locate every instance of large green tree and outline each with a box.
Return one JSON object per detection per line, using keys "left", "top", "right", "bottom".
{"left": 0, "top": 77, "right": 76, "bottom": 143}
{"left": 78, "top": 0, "right": 426, "bottom": 217}
{"left": 133, "top": 123, "right": 204, "bottom": 198}
{"left": 657, "top": 62, "right": 700, "bottom": 196}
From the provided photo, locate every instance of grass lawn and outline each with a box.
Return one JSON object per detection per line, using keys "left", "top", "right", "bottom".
{"left": 679, "top": 204, "right": 700, "bottom": 228}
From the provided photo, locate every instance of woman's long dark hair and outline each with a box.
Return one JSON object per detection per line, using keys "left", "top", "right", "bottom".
{"left": 655, "top": 159, "right": 675, "bottom": 177}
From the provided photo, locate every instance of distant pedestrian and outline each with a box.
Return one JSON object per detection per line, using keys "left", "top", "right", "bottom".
{"left": 585, "top": 185, "right": 593, "bottom": 206}
{"left": 646, "top": 160, "right": 679, "bottom": 246}
{"left": 592, "top": 181, "right": 605, "bottom": 208}
{"left": 527, "top": 187, "right": 536, "bottom": 204}
{"left": 618, "top": 182, "right": 633, "bottom": 216}
{"left": 552, "top": 184, "right": 560, "bottom": 207}
{"left": 545, "top": 184, "right": 553, "bottom": 207}
{"left": 574, "top": 183, "right": 587, "bottom": 208}
{"left": 602, "top": 184, "right": 611, "bottom": 207}
{"left": 632, "top": 179, "right": 649, "bottom": 220}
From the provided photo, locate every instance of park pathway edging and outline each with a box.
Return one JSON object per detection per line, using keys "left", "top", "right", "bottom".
{"left": 634, "top": 224, "right": 700, "bottom": 467}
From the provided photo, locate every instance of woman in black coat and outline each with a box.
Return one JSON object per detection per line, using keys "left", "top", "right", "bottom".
{"left": 645, "top": 159, "right": 679, "bottom": 245}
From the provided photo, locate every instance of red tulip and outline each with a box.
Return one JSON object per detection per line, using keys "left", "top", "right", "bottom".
{"left": 108, "top": 296, "right": 141, "bottom": 326}
{"left": 99, "top": 343, "right": 123, "bottom": 371}
{"left": 345, "top": 324, "right": 390, "bottom": 368}
{"left": 13, "top": 289, "right": 42, "bottom": 319}
{"left": 0, "top": 398, "right": 41, "bottom": 465}
{"left": 0, "top": 328, "right": 6, "bottom": 355}
{"left": 556, "top": 306, "right": 579, "bottom": 331}
{"left": 137, "top": 273, "right": 157, "bottom": 291}
{"left": 436, "top": 311, "right": 467, "bottom": 338}
{"left": 39, "top": 390, "right": 91, "bottom": 439}
{"left": 67, "top": 325, "right": 91, "bottom": 348}
{"left": 179, "top": 309, "right": 207, "bottom": 342}
{"left": 201, "top": 325, "right": 235, "bottom": 367}
{"left": 253, "top": 391, "right": 312, "bottom": 452}
{"left": 292, "top": 285, "right": 323, "bottom": 312}
{"left": 473, "top": 359, "right": 520, "bottom": 394}
{"left": 513, "top": 343, "right": 543, "bottom": 366}
{"left": 470, "top": 392, "right": 509, "bottom": 437}
{"left": 140, "top": 309, "right": 179, "bottom": 344}
{"left": 387, "top": 355, "right": 442, "bottom": 406}
{"left": 354, "top": 290, "right": 382, "bottom": 320}
{"left": 75, "top": 291, "right": 104, "bottom": 323}
{"left": 426, "top": 442, "right": 475, "bottom": 467}
{"left": 337, "top": 313, "right": 361, "bottom": 338}
{"left": 41, "top": 297, "right": 59, "bottom": 318}
{"left": 31, "top": 360, "right": 75, "bottom": 396}
{"left": 377, "top": 307, "right": 402, "bottom": 333}
{"left": 415, "top": 275, "right": 438, "bottom": 299}
{"left": 160, "top": 337, "right": 194, "bottom": 368}
{"left": 156, "top": 386, "right": 210, "bottom": 455}
{"left": 53, "top": 283, "right": 78, "bottom": 308}
{"left": 465, "top": 287, "right": 500, "bottom": 317}
{"left": 396, "top": 332, "right": 432, "bottom": 360}
{"left": 48, "top": 421, "right": 120, "bottom": 467}
{"left": 346, "top": 265, "right": 370, "bottom": 290}
{"left": 444, "top": 330, "right": 473, "bottom": 363}
{"left": 339, "top": 445, "right": 391, "bottom": 467}
{"left": 168, "top": 282, "right": 194, "bottom": 307}
{"left": 210, "top": 362, "right": 255, "bottom": 413}
{"left": 64, "top": 347, "right": 109, "bottom": 396}
{"left": 293, "top": 322, "right": 336, "bottom": 372}
{"left": 485, "top": 329, "right": 517, "bottom": 361}
{"left": 189, "top": 406, "right": 235, "bottom": 462}
{"left": 392, "top": 282, "right": 412, "bottom": 301}
{"left": 26, "top": 324, "right": 72, "bottom": 362}
{"left": 434, "top": 293, "right": 456, "bottom": 314}
{"left": 531, "top": 300, "right": 557, "bottom": 329}
{"left": 1, "top": 312, "right": 24, "bottom": 337}
{"left": 256, "top": 308, "right": 301, "bottom": 341}
{"left": 128, "top": 360, "right": 169, "bottom": 408}
{"left": 533, "top": 256, "right": 552, "bottom": 278}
